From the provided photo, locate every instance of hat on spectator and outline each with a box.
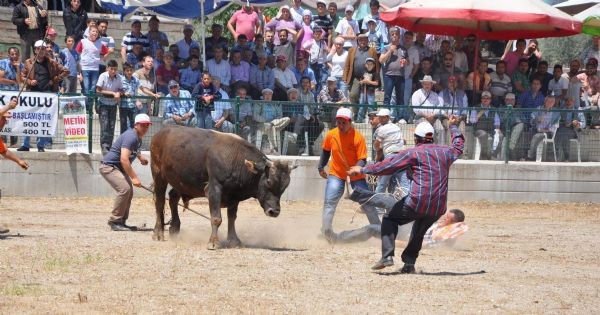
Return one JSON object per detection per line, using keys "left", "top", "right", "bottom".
{"left": 276, "top": 55, "right": 287, "bottom": 63}
{"left": 419, "top": 75, "right": 436, "bottom": 84}
{"left": 316, "top": 0, "right": 327, "bottom": 6}
{"left": 34, "top": 40, "right": 45, "bottom": 48}
{"left": 131, "top": 20, "right": 141, "bottom": 26}
{"left": 365, "top": 17, "right": 376, "bottom": 24}
{"left": 183, "top": 24, "right": 194, "bottom": 31}
{"left": 365, "top": 57, "right": 375, "bottom": 63}
{"left": 414, "top": 121, "right": 434, "bottom": 138}
{"left": 357, "top": 33, "right": 368, "bottom": 39}
{"left": 336, "top": 107, "right": 353, "bottom": 120}
{"left": 287, "top": 88, "right": 299, "bottom": 94}
{"left": 327, "top": 76, "right": 337, "bottom": 82}
{"left": 376, "top": 108, "right": 391, "bottom": 117}
{"left": 168, "top": 80, "right": 179, "bottom": 88}
{"left": 134, "top": 114, "right": 152, "bottom": 125}
{"left": 303, "top": 9, "right": 312, "bottom": 16}
{"left": 367, "top": 110, "right": 378, "bottom": 117}
{"left": 345, "top": 5, "right": 354, "bottom": 12}
{"left": 481, "top": 91, "right": 492, "bottom": 98}
{"left": 47, "top": 28, "right": 57, "bottom": 36}
{"left": 312, "top": 25, "right": 323, "bottom": 32}
{"left": 505, "top": 92, "right": 516, "bottom": 99}
{"left": 262, "top": 88, "right": 273, "bottom": 94}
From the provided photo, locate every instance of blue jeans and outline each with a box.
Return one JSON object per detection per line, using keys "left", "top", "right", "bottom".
{"left": 322, "top": 175, "right": 380, "bottom": 236}
{"left": 196, "top": 110, "right": 214, "bottom": 129}
{"left": 22, "top": 136, "right": 51, "bottom": 149}
{"left": 336, "top": 76, "right": 348, "bottom": 99}
{"left": 383, "top": 75, "right": 408, "bottom": 121}
{"left": 357, "top": 93, "right": 375, "bottom": 122}
{"left": 82, "top": 70, "right": 99, "bottom": 96}
{"left": 311, "top": 63, "right": 328, "bottom": 95}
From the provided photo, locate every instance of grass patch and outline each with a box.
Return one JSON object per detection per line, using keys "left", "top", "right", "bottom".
{"left": 0, "top": 284, "right": 41, "bottom": 296}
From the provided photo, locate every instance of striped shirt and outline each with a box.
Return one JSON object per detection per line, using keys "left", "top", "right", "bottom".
{"left": 121, "top": 32, "right": 150, "bottom": 54}
{"left": 361, "top": 125, "right": 464, "bottom": 217}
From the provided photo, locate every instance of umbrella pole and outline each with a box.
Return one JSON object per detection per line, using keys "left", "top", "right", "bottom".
{"left": 472, "top": 20, "right": 480, "bottom": 107}
{"left": 201, "top": 0, "right": 207, "bottom": 66}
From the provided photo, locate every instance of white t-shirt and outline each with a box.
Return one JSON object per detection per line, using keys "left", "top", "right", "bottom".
{"left": 273, "top": 67, "right": 297, "bottom": 89}
{"left": 335, "top": 19, "right": 360, "bottom": 49}
{"left": 405, "top": 45, "right": 420, "bottom": 79}
{"left": 548, "top": 75, "right": 569, "bottom": 97}
{"left": 328, "top": 50, "right": 348, "bottom": 78}
{"left": 374, "top": 122, "right": 404, "bottom": 155}
{"left": 411, "top": 88, "right": 443, "bottom": 117}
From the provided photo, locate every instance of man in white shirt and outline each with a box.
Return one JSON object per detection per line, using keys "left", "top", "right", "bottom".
{"left": 411, "top": 75, "right": 446, "bottom": 144}
{"left": 373, "top": 108, "right": 408, "bottom": 197}
{"left": 548, "top": 64, "right": 569, "bottom": 106}
{"left": 176, "top": 24, "right": 200, "bottom": 60}
{"left": 273, "top": 54, "right": 297, "bottom": 100}
{"left": 205, "top": 46, "right": 231, "bottom": 91}
{"left": 335, "top": 5, "right": 360, "bottom": 50}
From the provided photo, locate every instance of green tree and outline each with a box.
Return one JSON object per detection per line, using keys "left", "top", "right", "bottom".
{"left": 539, "top": 34, "right": 592, "bottom": 66}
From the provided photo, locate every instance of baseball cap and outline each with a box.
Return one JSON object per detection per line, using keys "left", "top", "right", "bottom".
{"left": 47, "top": 28, "right": 57, "bottom": 36}
{"left": 316, "top": 0, "right": 326, "bottom": 6}
{"left": 482, "top": 91, "right": 492, "bottom": 98}
{"left": 327, "top": 76, "right": 337, "bottom": 82}
{"left": 312, "top": 25, "right": 323, "bottom": 32}
{"left": 365, "top": 17, "right": 376, "bottom": 24}
{"left": 365, "top": 57, "right": 375, "bottom": 64}
{"left": 414, "top": 121, "right": 434, "bottom": 138}
{"left": 34, "top": 40, "right": 45, "bottom": 48}
{"left": 376, "top": 108, "right": 391, "bottom": 117}
{"left": 336, "top": 107, "right": 353, "bottom": 120}
{"left": 303, "top": 9, "right": 312, "bottom": 16}
{"left": 183, "top": 24, "right": 194, "bottom": 31}
{"left": 168, "top": 80, "right": 179, "bottom": 88}
{"left": 357, "top": 33, "right": 368, "bottom": 39}
{"left": 262, "top": 88, "right": 273, "bottom": 94}
{"left": 287, "top": 87, "right": 299, "bottom": 94}
{"left": 505, "top": 93, "right": 516, "bottom": 99}
{"left": 367, "top": 110, "right": 378, "bottom": 117}
{"left": 134, "top": 114, "right": 152, "bottom": 125}
{"left": 345, "top": 5, "right": 354, "bottom": 12}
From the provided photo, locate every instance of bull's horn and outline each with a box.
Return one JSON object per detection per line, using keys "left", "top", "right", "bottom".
{"left": 244, "top": 159, "right": 258, "bottom": 174}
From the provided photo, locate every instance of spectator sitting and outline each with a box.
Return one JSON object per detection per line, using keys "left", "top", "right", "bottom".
{"left": 210, "top": 76, "right": 234, "bottom": 133}
{"left": 192, "top": 72, "right": 218, "bottom": 129}
{"left": 580, "top": 35, "right": 600, "bottom": 66}
{"left": 249, "top": 52, "right": 275, "bottom": 100}
{"left": 205, "top": 23, "right": 229, "bottom": 60}
{"left": 168, "top": 44, "right": 186, "bottom": 69}
{"left": 441, "top": 75, "right": 469, "bottom": 141}
{"left": 237, "top": 86, "right": 255, "bottom": 140}
{"left": 466, "top": 59, "right": 491, "bottom": 105}
{"left": 412, "top": 75, "right": 446, "bottom": 144}
{"left": 206, "top": 46, "right": 231, "bottom": 92}
{"left": 413, "top": 57, "right": 434, "bottom": 90}
{"left": 156, "top": 52, "right": 179, "bottom": 95}
{"left": 548, "top": 64, "right": 569, "bottom": 107}
{"left": 577, "top": 58, "right": 599, "bottom": 111}
{"left": 253, "top": 33, "right": 270, "bottom": 58}
{"left": 229, "top": 49, "right": 251, "bottom": 94}
{"left": 501, "top": 39, "right": 527, "bottom": 77}
{"left": 253, "top": 88, "right": 291, "bottom": 155}
{"left": 273, "top": 55, "right": 297, "bottom": 101}
{"left": 469, "top": 91, "right": 502, "bottom": 160}
{"left": 318, "top": 76, "right": 348, "bottom": 122}
{"left": 529, "top": 60, "right": 552, "bottom": 96}
{"left": 433, "top": 51, "right": 463, "bottom": 93}
{"left": 295, "top": 77, "right": 323, "bottom": 156}
{"left": 163, "top": 80, "right": 196, "bottom": 127}
{"left": 556, "top": 97, "right": 586, "bottom": 161}
{"left": 452, "top": 36, "right": 469, "bottom": 74}
{"left": 512, "top": 58, "right": 530, "bottom": 98}
{"left": 517, "top": 78, "right": 545, "bottom": 125}
{"left": 125, "top": 43, "right": 144, "bottom": 69}
{"left": 490, "top": 60, "right": 512, "bottom": 107}
{"left": 526, "top": 95, "right": 561, "bottom": 161}
{"left": 291, "top": 58, "right": 316, "bottom": 91}
{"left": 179, "top": 55, "right": 201, "bottom": 92}
{"left": 241, "top": 47, "right": 256, "bottom": 66}
{"left": 119, "top": 62, "right": 141, "bottom": 133}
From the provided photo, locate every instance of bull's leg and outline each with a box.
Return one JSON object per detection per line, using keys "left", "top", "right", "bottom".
{"left": 152, "top": 177, "right": 168, "bottom": 241}
{"left": 168, "top": 189, "right": 181, "bottom": 236}
{"left": 226, "top": 203, "right": 242, "bottom": 248}
{"left": 206, "top": 181, "right": 223, "bottom": 250}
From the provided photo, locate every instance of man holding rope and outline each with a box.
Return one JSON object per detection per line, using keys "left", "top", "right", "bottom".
{"left": 318, "top": 107, "right": 380, "bottom": 243}
{"left": 348, "top": 116, "right": 464, "bottom": 273}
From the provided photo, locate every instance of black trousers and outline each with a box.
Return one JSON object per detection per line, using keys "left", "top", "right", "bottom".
{"left": 99, "top": 105, "right": 117, "bottom": 150}
{"left": 381, "top": 198, "right": 440, "bottom": 265}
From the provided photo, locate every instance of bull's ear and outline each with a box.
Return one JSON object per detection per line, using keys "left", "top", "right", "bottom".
{"left": 245, "top": 159, "right": 258, "bottom": 174}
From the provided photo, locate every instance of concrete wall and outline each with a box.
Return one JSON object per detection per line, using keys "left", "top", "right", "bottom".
{"left": 2, "top": 151, "right": 600, "bottom": 203}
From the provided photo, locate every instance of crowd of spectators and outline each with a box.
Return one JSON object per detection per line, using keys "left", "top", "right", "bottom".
{"left": 1, "top": 0, "right": 599, "bottom": 160}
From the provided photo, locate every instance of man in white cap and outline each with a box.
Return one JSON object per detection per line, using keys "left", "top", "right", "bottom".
{"left": 412, "top": 75, "right": 446, "bottom": 144}
{"left": 349, "top": 116, "right": 464, "bottom": 273}
{"left": 100, "top": 113, "right": 151, "bottom": 231}
{"left": 373, "top": 108, "right": 407, "bottom": 195}
{"left": 176, "top": 24, "right": 200, "bottom": 60}
{"left": 335, "top": 5, "right": 359, "bottom": 50}
{"left": 317, "top": 107, "right": 379, "bottom": 243}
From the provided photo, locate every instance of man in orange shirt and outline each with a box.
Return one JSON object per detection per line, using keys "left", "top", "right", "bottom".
{"left": 0, "top": 99, "right": 30, "bottom": 234}
{"left": 317, "top": 107, "right": 380, "bottom": 243}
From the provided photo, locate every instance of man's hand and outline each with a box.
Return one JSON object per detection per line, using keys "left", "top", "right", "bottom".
{"left": 29, "top": 79, "right": 38, "bottom": 86}
{"left": 25, "top": 18, "right": 31, "bottom": 25}
{"left": 318, "top": 169, "right": 328, "bottom": 179}
{"left": 40, "top": 10, "right": 47, "bottom": 17}
{"left": 426, "top": 114, "right": 436, "bottom": 124}
{"left": 113, "top": 92, "right": 121, "bottom": 102}
{"left": 131, "top": 177, "right": 142, "bottom": 187}
{"left": 214, "top": 119, "right": 223, "bottom": 129}
{"left": 348, "top": 166, "right": 362, "bottom": 177}
{"left": 18, "top": 160, "right": 29, "bottom": 170}
{"left": 449, "top": 115, "right": 460, "bottom": 126}
{"left": 573, "top": 120, "right": 581, "bottom": 129}
{"left": 173, "top": 114, "right": 182, "bottom": 123}
{"left": 8, "top": 99, "right": 18, "bottom": 110}
{"left": 138, "top": 155, "right": 149, "bottom": 166}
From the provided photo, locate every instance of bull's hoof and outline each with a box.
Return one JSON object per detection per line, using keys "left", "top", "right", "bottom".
{"left": 152, "top": 230, "right": 165, "bottom": 241}
{"left": 168, "top": 225, "right": 180, "bottom": 236}
{"left": 227, "top": 238, "right": 243, "bottom": 248}
{"left": 207, "top": 241, "right": 221, "bottom": 250}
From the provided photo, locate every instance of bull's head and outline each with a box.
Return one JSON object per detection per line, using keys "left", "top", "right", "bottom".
{"left": 244, "top": 159, "right": 294, "bottom": 217}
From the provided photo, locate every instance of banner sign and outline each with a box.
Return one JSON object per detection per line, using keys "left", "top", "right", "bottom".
{"left": 61, "top": 96, "right": 89, "bottom": 155}
{"left": 0, "top": 91, "right": 59, "bottom": 137}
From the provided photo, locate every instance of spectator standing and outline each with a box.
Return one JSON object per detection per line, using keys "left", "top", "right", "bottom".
{"left": 567, "top": 59, "right": 582, "bottom": 109}
{"left": 76, "top": 25, "right": 108, "bottom": 95}
{"left": 529, "top": 60, "right": 553, "bottom": 96}
{"left": 490, "top": 60, "right": 512, "bottom": 106}
{"left": 327, "top": 37, "right": 349, "bottom": 97}
{"left": 379, "top": 27, "right": 409, "bottom": 121}
{"left": 155, "top": 52, "right": 179, "bottom": 95}
{"left": 512, "top": 58, "right": 530, "bottom": 98}
{"left": 342, "top": 34, "right": 378, "bottom": 114}
{"left": 192, "top": 72, "right": 218, "bottom": 129}
{"left": 133, "top": 56, "right": 160, "bottom": 115}
{"left": 312, "top": 0, "right": 334, "bottom": 47}
{"left": 265, "top": 6, "right": 301, "bottom": 46}
{"left": 403, "top": 31, "right": 420, "bottom": 107}
{"left": 97, "top": 19, "right": 116, "bottom": 74}
{"left": 0, "top": 46, "right": 23, "bottom": 147}
{"left": 273, "top": 29, "right": 296, "bottom": 69}
{"left": 96, "top": 60, "right": 124, "bottom": 154}
{"left": 18, "top": 40, "right": 68, "bottom": 152}
{"left": 146, "top": 16, "right": 169, "bottom": 60}
{"left": 289, "top": 0, "right": 304, "bottom": 24}
{"left": 179, "top": 55, "right": 201, "bottom": 92}
{"left": 296, "top": 10, "right": 314, "bottom": 55}
{"left": 548, "top": 64, "right": 569, "bottom": 106}
{"left": 335, "top": 5, "right": 359, "bottom": 50}
{"left": 12, "top": 0, "right": 48, "bottom": 60}
{"left": 580, "top": 36, "right": 600, "bottom": 66}
{"left": 205, "top": 46, "right": 231, "bottom": 91}
{"left": 119, "top": 62, "right": 141, "bottom": 133}
{"left": 501, "top": 39, "right": 527, "bottom": 77}
{"left": 305, "top": 26, "right": 328, "bottom": 94}
{"left": 452, "top": 36, "right": 469, "bottom": 74}
{"left": 62, "top": 0, "right": 87, "bottom": 44}
{"left": 360, "top": 0, "right": 388, "bottom": 46}
{"left": 120, "top": 20, "right": 149, "bottom": 64}
{"left": 59, "top": 35, "right": 79, "bottom": 93}
{"left": 204, "top": 24, "right": 229, "bottom": 61}
{"left": 176, "top": 24, "right": 200, "bottom": 60}
{"left": 227, "top": 5, "right": 261, "bottom": 42}
{"left": 466, "top": 59, "right": 491, "bottom": 105}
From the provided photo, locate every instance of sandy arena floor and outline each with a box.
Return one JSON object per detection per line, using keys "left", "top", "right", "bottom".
{"left": 1, "top": 196, "right": 599, "bottom": 313}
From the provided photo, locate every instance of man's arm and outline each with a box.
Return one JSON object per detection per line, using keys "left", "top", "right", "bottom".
{"left": 317, "top": 149, "right": 331, "bottom": 179}
{"left": 448, "top": 116, "right": 465, "bottom": 159}
{"left": 1, "top": 149, "right": 29, "bottom": 170}
{"left": 120, "top": 147, "right": 142, "bottom": 187}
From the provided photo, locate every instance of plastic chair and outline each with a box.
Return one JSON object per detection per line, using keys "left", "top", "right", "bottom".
{"left": 536, "top": 122, "right": 559, "bottom": 162}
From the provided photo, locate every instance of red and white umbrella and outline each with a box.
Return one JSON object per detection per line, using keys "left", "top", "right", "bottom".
{"left": 380, "top": 0, "right": 582, "bottom": 40}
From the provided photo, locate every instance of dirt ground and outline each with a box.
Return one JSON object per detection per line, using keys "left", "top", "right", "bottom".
{"left": 0, "top": 196, "right": 599, "bottom": 313}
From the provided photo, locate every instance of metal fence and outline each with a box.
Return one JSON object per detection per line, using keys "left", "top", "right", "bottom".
{"left": 4, "top": 92, "right": 600, "bottom": 163}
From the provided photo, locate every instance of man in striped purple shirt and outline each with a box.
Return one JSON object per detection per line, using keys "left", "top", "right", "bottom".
{"left": 348, "top": 116, "right": 464, "bottom": 273}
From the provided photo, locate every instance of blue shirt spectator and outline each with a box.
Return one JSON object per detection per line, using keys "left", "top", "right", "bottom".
{"left": 0, "top": 58, "right": 24, "bottom": 91}
{"left": 164, "top": 88, "right": 195, "bottom": 118}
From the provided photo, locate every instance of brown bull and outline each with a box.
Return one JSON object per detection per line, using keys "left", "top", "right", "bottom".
{"left": 150, "top": 126, "right": 293, "bottom": 249}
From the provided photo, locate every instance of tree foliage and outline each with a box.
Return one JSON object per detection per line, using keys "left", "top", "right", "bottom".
{"left": 539, "top": 34, "right": 592, "bottom": 67}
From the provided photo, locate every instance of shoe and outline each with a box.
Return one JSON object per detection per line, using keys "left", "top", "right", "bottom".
{"left": 37, "top": 147, "right": 45, "bottom": 152}
{"left": 122, "top": 223, "right": 138, "bottom": 231}
{"left": 16, "top": 146, "right": 29, "bottom": 151}
{"left": 108, "top": 222, "right": 130, "bottom": 231}
{"left": 399, "top": 263, "right": 416, "bottom": 274}
{"left": 371, "top": 256, "right": 394, "bottom": 270}
{"left": 0, "top": 224, "right": 9, "bottom": 234}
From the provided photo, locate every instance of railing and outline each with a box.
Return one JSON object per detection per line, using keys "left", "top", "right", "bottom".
{"left": 3, "top": 91, "right": 599, "bottom": 163}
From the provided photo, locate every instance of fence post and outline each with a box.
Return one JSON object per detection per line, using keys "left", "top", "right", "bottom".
{"left": 234, "top": 96, "right": 240, "bottom": 133}
{"left": 504, "top": 105, "right": 513, "bottom": 164}
{"left": 87, "top": 93, "right": 94, "bottom": 154}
